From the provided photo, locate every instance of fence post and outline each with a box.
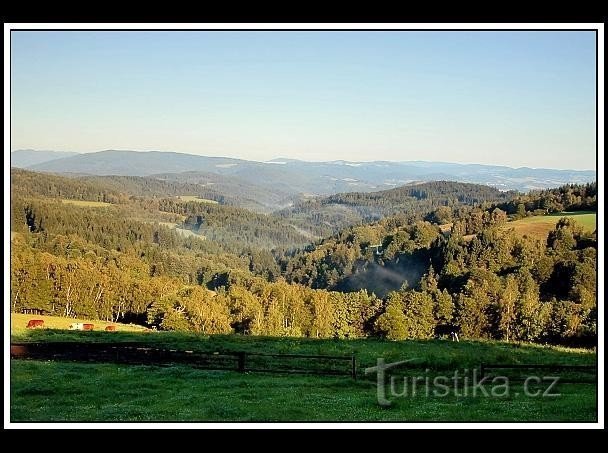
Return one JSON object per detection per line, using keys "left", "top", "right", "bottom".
{"left": 351, "top": 354, "right": 357, "bottom": 380}
{"left": 237, "top": 352, "right": 246, "bottom": 372}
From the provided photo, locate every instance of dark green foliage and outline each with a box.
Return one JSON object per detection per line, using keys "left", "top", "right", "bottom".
{"left": 281, "top": 186, "right": 596, "bottom": 345}
{"left": 277, "top": 180, "right": 514, "bottom": 234}
{"left": 495, "top": 183, "right": 597, "bottom": 217}
{"left": 11, "top": 168, "right": 128, "bottom": 203}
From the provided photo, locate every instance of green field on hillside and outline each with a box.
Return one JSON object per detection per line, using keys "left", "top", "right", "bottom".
{"left": 502, "top": 212, "right": 596, "bottom": 239}
{"left": 10, "top": 360, "right": 596, "bottom": 422}
{"left": 61, "top": 199, "right": 113, "bottom": 207}
{"left": 177, "top": 195, "right": 219, "bottom": 204}
{"left": 11, "top": 313, "right": 147, "bottom": 334}
{"left": 11, "top": 326, "right": 596, "bottom": 422}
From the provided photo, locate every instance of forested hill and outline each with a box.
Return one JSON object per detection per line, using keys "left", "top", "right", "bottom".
{"left": 150, "top": 171, "right": 294, "bottom": 212}
{"left": 270, "top": 182, "right": 597, "bottom": 346}
{"left": 10, "top": 168, "right": 249, "bottom": 207}
{"left": 277, "top": 181, "right": 515, "bottom": 236}
{"left": 16, "top": 149, "right": 596, "bottom": 193}
{"left": 327, "top": 180, "right": 514, "bottom": 205}
{"left": 11, "top": 171, "right": 597, "bottom": 345}
{"left": 11, "top": 167, "right": 299, "bottom": 213}
{"left": 281, "top": 182, "right": 597, "bottom": 298}
{"left": 11, "top": 168, "right": 127, "bottom": 203}
{"left": 10, "top": 169, "right": 313, "bottom": 252}
{"left": 494, "top": 182, "right": 597, "bottom": 214}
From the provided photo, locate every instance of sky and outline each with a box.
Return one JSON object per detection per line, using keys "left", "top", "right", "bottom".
{"left": 10, "top": 30, "right": 597, "bottom": 170}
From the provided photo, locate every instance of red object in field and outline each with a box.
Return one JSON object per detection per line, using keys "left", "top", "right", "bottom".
{"left": 82, "top": 323, "right": 94, "bottom": 331}
{"left": 26, "top": 319, "right": 44, "bottom": 329}
{"left": 105, "top": 325, "right": 116, "bottom": 331}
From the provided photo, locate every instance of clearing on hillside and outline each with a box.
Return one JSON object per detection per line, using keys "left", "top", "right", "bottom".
{"left": 11, "top": 313, "right": 147, "bottom": 335}
{"left": 502, "top": 212, "right": 596, "bottom": 240}
{"left": 177, "top": 195, "right": 219, "bottom": 204}
{"left": 61, "top": 199, "right": 113, "bottom": 208}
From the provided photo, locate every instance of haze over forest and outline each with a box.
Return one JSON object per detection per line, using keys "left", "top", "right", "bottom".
{"left": 11, "top": 149, "right": 596, "bottom": 197}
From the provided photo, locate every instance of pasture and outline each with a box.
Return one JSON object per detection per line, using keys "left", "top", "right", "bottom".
{"left": 177, "top": 195, "right": 219, "bottom": 204}
{"left": 11, "top": 313, "right": 147, "bottom": 335}
{"left": 10, "top": 360, "right": 596, "bottom": 422}
{"left": 60, "top": 199, "right": 113, "bottom": 208}
{"left": 502, "top": 212, "right": 596, "bottom": 240}
{"left": 10, "top": 325, "right": 597, "bottom": 422}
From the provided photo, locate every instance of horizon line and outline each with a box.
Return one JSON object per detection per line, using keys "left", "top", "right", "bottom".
{"left": 10, "top": 148, "right": 597, "bottom": 173}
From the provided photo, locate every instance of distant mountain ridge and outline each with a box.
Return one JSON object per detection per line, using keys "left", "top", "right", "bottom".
{"left": 10, "top": 150, "right": 79, "bottom": 167}
{"left": 12, "top": 149, "right": 596, "bottom": 194}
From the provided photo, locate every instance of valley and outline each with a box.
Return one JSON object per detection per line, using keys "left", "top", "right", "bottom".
{"left": 10, "top": 164, "right": 597, "bottom": 346}
{"left": 9, "top": 155, "right": 598, "bottom": 424}
{"left": 7, "top": 28, "right": 600, "bottom": 426}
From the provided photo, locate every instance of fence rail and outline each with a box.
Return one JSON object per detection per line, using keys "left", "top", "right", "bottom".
{"left": 10, "top": 342, "right": 357, "bottom": 379}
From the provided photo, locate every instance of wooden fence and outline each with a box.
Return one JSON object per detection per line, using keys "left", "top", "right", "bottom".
{"left": 10, "top": 342, "right": 357, "bottom": 379}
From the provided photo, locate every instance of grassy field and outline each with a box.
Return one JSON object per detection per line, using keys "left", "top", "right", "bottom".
{"left": 10, "top": 324, "right": 597, "bottom": 422}
{"left": 10, "top": 360, "right": 596, "bottom": 422}
{"left": 10, "top": 327, "right": 595, "bottom": 367}
{"left": 60, "top": 199, "right": 113, "bottom": 208}
{"left": 502, "top": 212, "right": 596, "bottom": 240}
{"left": 126, "top": 220, "right": 206, "bottom": 239}
{"left": 177, "top": 195, "right": 219, "bottom": 204}
{"left": 156, "top": 221, "right": 178, "bottom": 228}
{"left": 175, "top": 227, "right": 205, "bottom": 239}
{"left": 11, "top": 313, "right": 148, "bottom": 334}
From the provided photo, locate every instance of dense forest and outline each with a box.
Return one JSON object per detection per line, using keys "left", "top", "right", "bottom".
{"left": 11, "top": 169, "right": 314, "bottom": 252}
{"left": 11, "top": 169, "right": 235, "bottom": 206}
{"left": 151, "top": 171, "right": 295, "bottom": 212}
{"left": 10, "top": 169, "right": 597, "bottom": 346}
{"left": 277, "top": 181, "right": 515, "bottom": 236}
{"left": 494, "top": 183, "right": 597, "bottom": 216}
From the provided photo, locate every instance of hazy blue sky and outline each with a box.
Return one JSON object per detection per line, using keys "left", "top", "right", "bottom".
{"left": 11, "top": 31, "right": 596, "bottom": 169}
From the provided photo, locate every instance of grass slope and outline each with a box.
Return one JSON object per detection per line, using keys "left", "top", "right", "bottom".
{"left": 502, "top": 212, "right": 596, "bottom": 239}
{"left": 61, "top": 199, "right": 113, "bottom": 208}
{"left": 10, "top": 360, "right": 596, "bottom": 422}
{"left": 11, "top": 329, "right": 595, "bottom": 368}
{"left": 10, "top": 329, "right": 596, "bottom": 422}
{"left": 11, "top": 313, "right": 147, "bottom": 334}
{"left": 177, "top": 195, "right": 219, "bottom": 204}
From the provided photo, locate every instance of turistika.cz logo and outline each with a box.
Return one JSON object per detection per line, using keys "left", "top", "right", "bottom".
{"left": 364, "top": 358, "right": 561, "bottom": 407}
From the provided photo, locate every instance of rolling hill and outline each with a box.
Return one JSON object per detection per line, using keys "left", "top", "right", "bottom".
{"left": 150, "top": 171, "right": 295, "bottom": 211}
{"left": 10, "top": 168, "right": 313, "bottom": 252}
{"left": 11, "top": 150, "right": 79, "bottom": 167}
{"left": 15, "top": 149, "right": 596, "bottom": 194}
{"left": 11, "top": 168, "right": 273, "bottom": 212}
{"left": 276, "top": 180, "right": 515, "bottom": 235}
